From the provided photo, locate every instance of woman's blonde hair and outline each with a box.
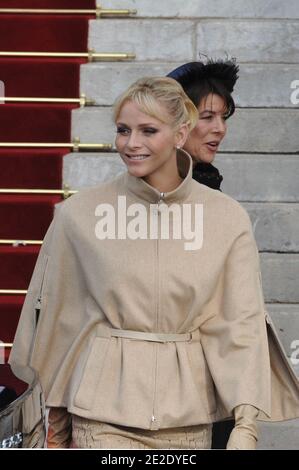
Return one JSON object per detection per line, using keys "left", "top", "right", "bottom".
{"left": 113, "top": 76, "right": 198, "bottom": 131}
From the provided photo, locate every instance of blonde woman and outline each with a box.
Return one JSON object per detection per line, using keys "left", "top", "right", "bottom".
{"left": 9, "top": 77, "right": 299, "bottom": 449}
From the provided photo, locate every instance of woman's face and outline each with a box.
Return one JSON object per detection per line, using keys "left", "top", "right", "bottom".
{"left": 183, "top": 93, "right": 228, "bottom": 164}
{"left": 115, "top": 100, "right": 188, "bottom": 190}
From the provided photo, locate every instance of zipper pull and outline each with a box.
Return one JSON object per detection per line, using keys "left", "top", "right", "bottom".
{"left": 158, "top": 192, "right": 165, "bottom": 204}
{"left": 153, "top": 192, "right": 165, "bottom": 216}
{"left": 35, "top": 296, "right": 42, "bottom": 311}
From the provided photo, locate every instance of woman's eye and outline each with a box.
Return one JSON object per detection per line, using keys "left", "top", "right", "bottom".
{"left": 116, "top": 127, "right": 130, "bottom": 135}
{"left": 143, "top": 128, "right": 158, "bottom": 134}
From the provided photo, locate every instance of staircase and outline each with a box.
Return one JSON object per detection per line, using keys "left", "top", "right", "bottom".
{"left": 1, "top": 0, "right": 298, "bottom": 449}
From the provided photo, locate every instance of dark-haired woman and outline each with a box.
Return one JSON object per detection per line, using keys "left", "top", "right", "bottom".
{"left": 167, "top": 59, "right": 238, "bottom": 448}
{"left": 167, "top": 59, "right": 239, "bottom": 192}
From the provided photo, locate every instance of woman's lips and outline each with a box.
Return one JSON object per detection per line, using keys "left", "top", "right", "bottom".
{"left": 206, "top": 142, "right": 219, "bottom": 152}
{"left": 125, "top": 154, "right": 150, "bottom": 162}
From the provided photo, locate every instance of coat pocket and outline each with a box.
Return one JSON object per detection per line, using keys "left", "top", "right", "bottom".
{"left": 74, "top": 337, "right": 110, "bottom": 410}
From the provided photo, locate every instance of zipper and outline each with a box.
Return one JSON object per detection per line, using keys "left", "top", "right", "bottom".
{"left": 35, "top": 255, "right": 49, "bottom": 326}
{"left": 150, "top": 192, "right": 165, "bottom": 429}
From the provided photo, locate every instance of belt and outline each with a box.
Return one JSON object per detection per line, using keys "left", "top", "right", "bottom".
{"left": 97, "top": 326, "right": 200, "bottom": 343}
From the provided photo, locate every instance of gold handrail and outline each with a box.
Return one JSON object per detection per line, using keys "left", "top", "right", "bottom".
{"left": 0, "top": 7, "right": 137, "bottom": 18}
{"left": 0, "top": 188, "right": 78, "bottom": 198}
{"left": 0, "top": 51, "right": 135, "bottom": 62}
{"left": 0, "top": 343, "right": 13, "bottom": 348}
{"left": 2, "top": 94, "right": 95, "bottom": 106}
{"left": 0, "top": 142, "right": 112, "bottom": 151}
{"left": 0, "top": 290, "right": 27, "bottom": 294}
{"left": 0, "top": 239, "right": 42, "bottom": 245}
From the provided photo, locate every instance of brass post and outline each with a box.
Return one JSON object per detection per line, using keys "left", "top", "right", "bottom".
{"left": 0, "top": 142, "right": 112, "bottom": 150}
{"left": 0, "top": 290, "right": 27, "bottom": 294}
{"left": 0, "top": 8, "right": 137, "bottom": 17}
{"left": 0, "top": 51, "right": 136, "bottom": 61}
{"left": 0, "top": 239, "right": 43, "bottom": 245}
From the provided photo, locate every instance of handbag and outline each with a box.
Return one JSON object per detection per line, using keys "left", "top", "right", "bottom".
{"left": 0, "top": 365, "right": 46, "bottom": 448}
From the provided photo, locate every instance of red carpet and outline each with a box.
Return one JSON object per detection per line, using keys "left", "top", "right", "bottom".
{"left": 0, "top": 103, "right": 76, "bottom": 142}
{"left": 0, "top": 148, "right": 65, "bottom": 189}
{"left": 0, "top": 246, "right": 39, "bottom": 289}
{"left": 0, "top": 194, "right": 62, "bottom": 239}
{"left": 0, "top": 0, "right": 96, "bottom": 7}
{"left": 0, "top": 58, "right": 85, "bottom": 97}
{"left": 0, "top": 15, "right": 93, "bottom": 52}
{"left": 0, "top": 0, "right": 96, "bottom": 393}
{"left": 0, "top": 296, "right": 25, "bottom": 343}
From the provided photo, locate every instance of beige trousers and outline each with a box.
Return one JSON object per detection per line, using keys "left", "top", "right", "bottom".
{"left": 72, "top": 415, "right": 212, "bottom": 449}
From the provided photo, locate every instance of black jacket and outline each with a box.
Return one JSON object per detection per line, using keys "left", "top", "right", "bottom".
{"left": 192, "top": 161, "right": 223, "bottom": 191}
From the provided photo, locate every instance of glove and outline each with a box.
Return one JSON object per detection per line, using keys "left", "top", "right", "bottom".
{"left": 46, "top": 407, "right": 72, "bottom": 448}
{"left": 226, "top": 404, "right": 259, "bottom": 450}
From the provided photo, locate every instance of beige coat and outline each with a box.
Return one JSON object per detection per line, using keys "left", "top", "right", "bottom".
{"left": 9, "top": 150, "right": 299, "bottom": 430}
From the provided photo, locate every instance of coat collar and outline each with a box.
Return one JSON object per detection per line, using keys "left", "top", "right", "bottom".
{"left": 124, "top": 148, "right": 194, "bottom": 204}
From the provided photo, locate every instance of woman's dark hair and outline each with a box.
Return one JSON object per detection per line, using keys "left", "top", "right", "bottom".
{"left": 167, "top": 59, "right": 239, "bottom": 119}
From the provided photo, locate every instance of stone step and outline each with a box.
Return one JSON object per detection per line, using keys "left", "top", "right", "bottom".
{"left": 64, "top": 152, "right": 299, "bottom": 202}
{"left": 88, "top": 19, "right": 299, "bottom": 64}
{"left": 102, "top": 0, "right": 299, "bottom": 19}
{"left": 80, "top": 62, "right": 178, "bottom": 106}
{"left": 243, "top": 203, "right": 299, "bottom": 252}
{"left": 260, "top": 253, "right": 299, "bottom": 303}
{"left": 80, "top": 62, "right": 299, "bottom": 108}
{"left": 215, "top": 154, "right": 299, "bottom": 202}
{"left": 89, "top": 19, "right": 194, "bottom": 61}
{"left": 221, "top": 109, "right": 299, "bottom": 153}
{"left": 257, "top": 419, "right": 299, "bottom": 450}
{"left": 266, "top": 304, "right": 299, "bottom": 360}
{"left": 196, "top": 20, "right": 299, "bottom": 63}
{"left": 72, "top": 107, "right": 299, "bottom": 153}
{"left": 63, "top": 152, "right": 125, "bottom": 189}
{"left": 235, "top": 64, "right": 299, "bottom": 107}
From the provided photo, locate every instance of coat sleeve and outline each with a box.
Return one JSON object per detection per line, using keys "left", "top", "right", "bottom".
{"left": 9, "top": 207, "right": 61, "bottom": 374}
{"left": 9, "top": 200, "right": 89, "bottom": 406}
{"left": 199, "top": 210, "right": 272, "bottom": 418}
